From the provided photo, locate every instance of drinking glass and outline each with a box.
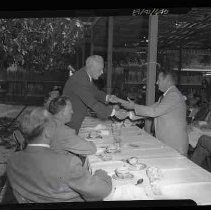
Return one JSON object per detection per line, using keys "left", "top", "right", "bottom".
{"left": 111, "top": 124, "right": 122, "bottom": 148}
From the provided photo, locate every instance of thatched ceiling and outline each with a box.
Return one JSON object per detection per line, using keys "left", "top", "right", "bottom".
{"left": 79, "top": 8, "right": 211, "bottom": 52}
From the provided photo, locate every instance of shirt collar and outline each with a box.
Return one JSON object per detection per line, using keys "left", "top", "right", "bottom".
{"left": 85, "top": 68, "right": 92, "bottom": 82}
{"left": 163, "top": 85, "right": 174, "bottom": 96}
{"left": 87, "top": 73, "right": 92, "bottom": 82}
{"left": 27, "top": 144, "right": 50, "bottom": 148}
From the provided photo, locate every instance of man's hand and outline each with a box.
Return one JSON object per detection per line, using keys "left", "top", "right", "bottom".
{"left": 114, "top": 109, "right": 129, "bottom": 120}
{"left": 121, "top": 101, "right": 135, "bottom": 110}
{"left": 107, "top": 95, "right": 122, "bottom": 103}
{"left": 128, "top": 111, "right": 144, "bottom": 121}
{"left": 94, "top": 169, "right": 109, "bottom": 177}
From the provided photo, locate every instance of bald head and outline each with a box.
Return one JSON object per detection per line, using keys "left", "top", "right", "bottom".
{"left": 85, "top": 55, "right": 104, "bottom": 80}
{"left": 86, "top": 55, "right": 104, "bottom": 67}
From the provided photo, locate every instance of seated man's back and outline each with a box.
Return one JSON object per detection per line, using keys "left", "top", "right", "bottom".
{"left": 6, "top": 107, "right": 112, "bottom": 203}
{"left": 6, "top": 146, "right": 111, "bottom": 203}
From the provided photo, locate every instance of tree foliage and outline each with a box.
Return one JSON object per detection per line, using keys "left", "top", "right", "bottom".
{"left": 0, "top": 18, "right": 85, "bottom": 72}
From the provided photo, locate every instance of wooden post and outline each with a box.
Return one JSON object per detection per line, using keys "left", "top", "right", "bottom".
{"left": 76, "top": 48, "right": 79, "bottom": 70}
{"left": 81, "top": 42, "right": 85, "bottom": 67}
{"left": 178, "top": 45, "right": 182, "bottom": 85}
{"left": 90, "top": 27, "right": 94, "bottom": 55}
{"left": 145, "top": 15, "right": 159, "bottom": 133}
{"left": 106, "top": 16, "right": 114, "bottom": 95}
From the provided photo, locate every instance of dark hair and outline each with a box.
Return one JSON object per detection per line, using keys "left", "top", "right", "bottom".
{"left": 21, "top": 108, "right": 51, "bottom": 143}
{"left": 48, "top": 96, "right": 71, "bottom": 115}
{"left": 158, "top": 69, "right": 177, "bottom": 84}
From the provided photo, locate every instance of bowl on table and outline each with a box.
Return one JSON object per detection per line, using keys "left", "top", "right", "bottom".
{"left": 126, "top": 157, "right": 147, "bottom": 170}
{"left": 114, "top": 166, "right": 134, "bottom": 179}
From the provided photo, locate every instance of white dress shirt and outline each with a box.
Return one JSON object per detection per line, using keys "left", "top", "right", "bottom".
{"left": 27, "top": 144, "right": 50, "bottom": 148}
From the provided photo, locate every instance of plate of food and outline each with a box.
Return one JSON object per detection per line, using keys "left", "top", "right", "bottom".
{"left": 87, "top": 130, "right": 102, "bottom": 139}
{"left": 97, "top": 153, "right": 112, "bottom": 161}
{"left": 105, "top": 144, "right": 121, "bottom": 153}
{"left": 126, "top": 157, "right": 147, "bottom": 170}
{"left": 112, "top": 167, "right": 134, "bottom": 180}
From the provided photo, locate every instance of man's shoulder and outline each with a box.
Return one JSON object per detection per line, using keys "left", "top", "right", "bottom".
{"left": 69, "top": 68, "right": 89, "bottom": 84}
{"left": 54, "top": 120, "right": 76, "bottom": 135}
{"left": 166, "top": 86, "right": 182, "bottom": 97}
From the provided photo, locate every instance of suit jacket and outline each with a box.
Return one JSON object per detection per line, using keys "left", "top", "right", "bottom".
{"left": 134, "top": 86, "right": 189, "bottom": 155}
{"left": 6, "top": 146, "right": 112, "bottom": 203}
{"left": 62, "top": 68, "right": 113, "bottom": 133}
{"left": 50, "top": 118, "right": 97, "bottom": 155}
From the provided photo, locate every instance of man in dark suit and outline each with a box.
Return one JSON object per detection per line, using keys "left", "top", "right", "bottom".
{"left": 62, "top": 55, "right": 127, "bottom": 134}
{"left": 119, "top": 70, "right": 189, "bottom": 156}
{"left": 6, "top": 107, "right": 112, "bottom": 203}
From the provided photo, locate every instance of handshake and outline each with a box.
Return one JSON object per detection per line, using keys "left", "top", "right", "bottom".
{"left": 107, "top": 94, "right": 136, "bottom": 110}
{"left": 113, "top": 108, "right": 143, "bottom": 121}
{"left": 107, "top": 94, "right": 144, "bottom": 121}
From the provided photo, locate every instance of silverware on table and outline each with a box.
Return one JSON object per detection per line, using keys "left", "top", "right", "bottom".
{"left": 136, "top": 178, "right": 144, "bottom": 185}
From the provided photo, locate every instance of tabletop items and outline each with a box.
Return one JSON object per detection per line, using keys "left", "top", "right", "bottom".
{"left": 79, "top": 116, "right": 211, "bottom": 204}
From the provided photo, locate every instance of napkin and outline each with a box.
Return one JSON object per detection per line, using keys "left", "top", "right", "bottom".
{"left": 188, "top": 127, "right": 203, "bottom": 148}
{"left": 93, "top": 124, "right": 107, "bottom": 130}
{"left": 104, "top": 184, "right": 151, "bottom": 200}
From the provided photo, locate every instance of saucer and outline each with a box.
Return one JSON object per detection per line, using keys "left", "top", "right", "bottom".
{"left": 128, "top": 163, "right": 147, "bottom": 171}
{"left": 112, "top": 173, "right": 134, "bottom": 181}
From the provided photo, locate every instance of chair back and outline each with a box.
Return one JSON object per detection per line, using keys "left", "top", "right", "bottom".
{"left": 13, "top": 130, "right": 27, "bottom": 151}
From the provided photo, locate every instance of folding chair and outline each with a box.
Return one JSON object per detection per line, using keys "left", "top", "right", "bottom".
{"left": 0, "top": 130, "right": 26, "bottom": 203}
{"left": 13, "top": 129, "right": 27, "bottom": 151}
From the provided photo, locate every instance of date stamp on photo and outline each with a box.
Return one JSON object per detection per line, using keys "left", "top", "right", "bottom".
{"left": 132, "top": 8, "right": 169, "bottom": 16}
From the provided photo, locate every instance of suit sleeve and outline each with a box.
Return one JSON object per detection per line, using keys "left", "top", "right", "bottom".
{"left": 134, "top": 92, "right": 182, "bottom": 117}
{"left": 51, "top": 126, "right": 97, "bottom": 155}
{"left": 92, "top": 84, "right": 107, "bottom": 103}
{"left": 65, "top": 156, "right": 112, "bottom": 201}
{"left": 71, "top": 82, "right": 113, "bottom": 119}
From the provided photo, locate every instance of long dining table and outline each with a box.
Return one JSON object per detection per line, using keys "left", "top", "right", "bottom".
{"left": 79, "top": 116, "right": 211, "bottom": 205}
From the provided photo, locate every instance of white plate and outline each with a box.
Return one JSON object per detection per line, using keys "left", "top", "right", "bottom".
{"left": 112, "top": 173, "right": 134, "bottom": 181}
{"left": 128, "top": 163, "right": 147, "bottom": 171}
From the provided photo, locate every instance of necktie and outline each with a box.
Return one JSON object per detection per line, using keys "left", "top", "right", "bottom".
{"left": 158, "top": 95, "right": 164, "bottom": 103}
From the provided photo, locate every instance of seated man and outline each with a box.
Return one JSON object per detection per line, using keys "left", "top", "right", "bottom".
{"left": 192, "top": 100, "right": 210, "bottom": 122}
{"left": 48, "top": 96, "right": 96, "bottom": 156}
{"left": 6, "top": 107, "right": 112, "bottom": 203}
{"left": 191, "top": 135, "right": 211, "bottom": 172}
{"left": 187, "top": 100, "right": 211, "bottom": 149}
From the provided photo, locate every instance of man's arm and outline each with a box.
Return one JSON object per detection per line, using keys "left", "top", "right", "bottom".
{"left": 66, "top": 156, "right": 112, "bottom": 201}
{"left": 134, "top": 92, "right": 182, "bottom": 117}
{"left": 92, "top": 84, "right": 107, "bottom": 103}
{"left": 71, "top": 83, "right": 113, "bottom": 119}
{"left": 51, "top": 126, "right": 97, "bottom": 155}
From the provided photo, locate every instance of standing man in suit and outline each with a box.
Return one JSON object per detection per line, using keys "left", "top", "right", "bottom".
{"left": 62, "top": 55, "right": 127, "bottom": 134}
{"left": 6, "top": 107, "right": 112, "bottom": 203}
{"left": 120, "top": 70, "right": 189, "bottom": 156}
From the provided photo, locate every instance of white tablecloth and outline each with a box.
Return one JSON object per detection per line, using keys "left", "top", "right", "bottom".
{"left": 79, "top": 117, "right": 211, "bottom": 205}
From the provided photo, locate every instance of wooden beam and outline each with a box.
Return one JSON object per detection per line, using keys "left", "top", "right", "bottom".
{"left": 145, "top": 15, "right": 159, "bottom": 133}
{"left": 106, "top": 16, "right": 114, "bottom": 95}
{"left": 94, "top": 46, "right": 147, "bottom": 53}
